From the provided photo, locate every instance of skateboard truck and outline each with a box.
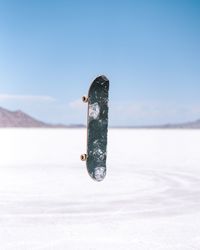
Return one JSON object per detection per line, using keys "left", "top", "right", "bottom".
{"left": 81, "top": 97, "right": 88, "bottom": 162}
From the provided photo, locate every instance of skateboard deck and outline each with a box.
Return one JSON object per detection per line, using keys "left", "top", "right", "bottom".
{"left": 81, "top": 75, "right": 109, "bottom": 182}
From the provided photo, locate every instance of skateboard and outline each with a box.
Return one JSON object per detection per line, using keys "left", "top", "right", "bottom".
{"left": 81, "top": 75, "right": 109, "bottom": 182}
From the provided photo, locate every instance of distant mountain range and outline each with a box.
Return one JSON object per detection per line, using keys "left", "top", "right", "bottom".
{"left": 145, "top": 120, "right": 200, "bottom": 129}
{"left": 0, "top": 107, "right": 84, "bottom": 128}
{"left": 123, "top": 119, "right": 200, "bottom": 129}
{"left": 0, "top": 106, "right": 200, "bottom": 128}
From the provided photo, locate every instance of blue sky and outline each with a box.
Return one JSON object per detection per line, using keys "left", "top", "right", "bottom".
{"left": 0, "top": 0, "right": 200, "bottom": 126}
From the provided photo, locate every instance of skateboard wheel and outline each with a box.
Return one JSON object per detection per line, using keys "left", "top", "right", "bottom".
{"left": 82, "top": 96, "right": 88, "bottom": 103}
{"left": 80, "top": 154, "right": 87, "bottom": 161}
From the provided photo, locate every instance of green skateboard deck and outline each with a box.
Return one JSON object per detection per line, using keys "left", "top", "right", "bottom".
{"left": 81, "top": 75, "right": 109, "bottom": 182}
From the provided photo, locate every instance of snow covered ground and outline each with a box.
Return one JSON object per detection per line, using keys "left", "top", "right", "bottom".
{"left": 0, "top": 128, "right": 200, "bottom": 249}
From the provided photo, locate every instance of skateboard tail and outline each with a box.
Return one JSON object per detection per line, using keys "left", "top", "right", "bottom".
{"left": 89, "top": 166, "right": 106, "bottom": 182}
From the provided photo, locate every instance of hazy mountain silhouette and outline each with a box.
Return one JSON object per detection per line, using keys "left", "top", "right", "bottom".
{"left": 114, "top": 120, "right": 200, "bottom": 129}
{"left": 0, "top": 107, "right": 84, "bottom": 128}
{"left": 156, "top": 119, "right": 200, "bottom": 129}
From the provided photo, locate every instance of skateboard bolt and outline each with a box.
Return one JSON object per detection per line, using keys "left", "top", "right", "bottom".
{"left": 82, "top": 96, "right": 88, "bottom": 103}
{"left": 80, "top": 154, "right": 87, "bottom": 161}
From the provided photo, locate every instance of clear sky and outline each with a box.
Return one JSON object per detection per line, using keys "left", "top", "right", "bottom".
{"left": 0, "top": 0, "right": 200, "bottom": 126}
